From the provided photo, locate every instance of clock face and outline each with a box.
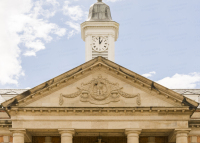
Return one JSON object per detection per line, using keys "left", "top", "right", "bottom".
{"left": 92, "top": 36, "right": 109, "bottom": 52}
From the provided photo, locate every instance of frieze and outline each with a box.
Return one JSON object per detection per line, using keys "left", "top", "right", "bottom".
{"left": 59, "top": 75, "right": 141, "bottom": 105}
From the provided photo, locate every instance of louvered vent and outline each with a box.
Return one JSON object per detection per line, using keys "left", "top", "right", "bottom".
{"left": 92, "top": 50, "right": 108, "bottom": 59}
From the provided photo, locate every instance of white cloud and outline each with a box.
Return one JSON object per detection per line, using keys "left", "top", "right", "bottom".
{"left": 142, "top": 71, "right": 156, "bottom": 78}
{"left": 65, "top": 21, "right": 80, "bottom": 39}
{"left": 157, "top": 72, "right": 200, "bottom": 89}
{"left": 63, "top": 1, "right": 85, "bottom": 21}
{"left": 0, "top": 0, "right": 66, "bottom": 85}
{"left": 63, "top": 1, "right": 87, "bottom": 38}
{"left": 66, "top": 21, "right": 80, "bottom": 32}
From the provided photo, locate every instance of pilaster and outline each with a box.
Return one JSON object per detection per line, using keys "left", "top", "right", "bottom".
{"left": 3, "top": 136, "right": 10, "bottom": 143}
{"left": 191, "top": 136, "right": 198, "bottom": 143}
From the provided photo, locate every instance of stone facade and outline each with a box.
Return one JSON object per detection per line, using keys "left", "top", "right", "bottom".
{"left": 1, "top": 1, "right": 200, "bottom": 143}
{"left": 0, "top": 57, "right": 200, "bottom": 143}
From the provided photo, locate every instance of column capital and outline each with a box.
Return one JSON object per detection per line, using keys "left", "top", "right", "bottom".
{"left": 58, "top": 129, "right": 75, "bottom": 135}
{"left": 125, "top": 129, "right": 142, "bottom": 135}
{"left": 9, "top": 129, "right": 26, "bottom": 134}
{"left": 175, "top": 128, "right": 191, "bottom": 134}
{"left": 175, "top": 129, "right": 190, "bottom": 143}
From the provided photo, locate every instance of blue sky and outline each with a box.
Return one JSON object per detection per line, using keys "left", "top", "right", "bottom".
{"left": 0, "top": 0, "right": 200, "bottom": 89}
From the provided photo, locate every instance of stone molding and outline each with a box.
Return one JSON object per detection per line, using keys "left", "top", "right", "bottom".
{"left": 81, "top": 21, "right": 119, "bottom": 41}
{"left": 8, "top": 107, "right": 193, "bottom": 115}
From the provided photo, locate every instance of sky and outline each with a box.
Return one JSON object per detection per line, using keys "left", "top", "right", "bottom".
{"left": 0, "top": 0, "right": 200, "bottom": 89}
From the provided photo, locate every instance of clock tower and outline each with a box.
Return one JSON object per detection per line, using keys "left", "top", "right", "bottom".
{"left": 81, "top": 0, "right": 119, "bottom": 62}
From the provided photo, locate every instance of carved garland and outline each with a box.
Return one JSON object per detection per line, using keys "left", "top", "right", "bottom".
{"left": 59, "top": 75, "right": 141, "bottom": 105}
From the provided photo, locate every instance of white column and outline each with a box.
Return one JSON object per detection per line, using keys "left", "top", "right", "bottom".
{"left": 85, "top": 35, "right": 92, "bottom": 62}
{"left": 10, "top": 130, "right": 25, "bottom": 143}
{"left": 191, "top": 136, "right": 197, "bottom": 143}
{"left": 44, "top": 137, "right": 52, "bottom": 143}
{"left": 108, "top": 34, "right": 115, "bottom": 62}
{"left": 125, "top": 129, "right": 141, "bottom": 143}
{"left": 147, "top": 137, "right": 156, "bottom": 143}
{"left": 59, "top": 129, "right": 74, "bottom": 143}
{"left": 176, "top": 130, "right": 190, "bottom": 143}
{"left": 3, "top": 136, "right": 10, "bottom": 143}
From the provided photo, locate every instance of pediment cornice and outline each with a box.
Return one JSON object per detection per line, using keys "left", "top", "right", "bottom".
{"left": 7, "top": 107, "right": 194, "bottom": 116}
{"left": 1, "top": 57, "right": 199, "bottom": 110}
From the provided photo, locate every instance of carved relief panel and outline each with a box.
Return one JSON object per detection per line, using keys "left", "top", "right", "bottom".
{"left": 59, "top": 75, "right": 141, "bottom": 105}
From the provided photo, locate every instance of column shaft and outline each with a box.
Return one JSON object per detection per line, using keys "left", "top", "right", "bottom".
{"left": 176, "top": 131, "right": 189, "bottom": 143}
{"left": 125, "top": 129, "right": 141, "bottom": 143}
{"left": 59, "top": 129, "right": 74, "bottom": 143}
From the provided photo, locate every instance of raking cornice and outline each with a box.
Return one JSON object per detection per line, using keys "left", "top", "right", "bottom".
{"left": 1, "top": 57, "right": 199, "bottom": 111}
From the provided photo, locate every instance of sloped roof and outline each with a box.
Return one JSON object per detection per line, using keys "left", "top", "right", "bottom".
{"left": 1, "top": 57, "right": 199, "bottom": 109}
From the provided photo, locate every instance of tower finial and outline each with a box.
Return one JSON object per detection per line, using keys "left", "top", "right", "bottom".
{"left": 98, "top": 0, "right": 102, "bottom": 2}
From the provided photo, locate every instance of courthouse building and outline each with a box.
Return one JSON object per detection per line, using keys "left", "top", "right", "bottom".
{"left": 1, "top": 0, "right": 200, "bottom": 143}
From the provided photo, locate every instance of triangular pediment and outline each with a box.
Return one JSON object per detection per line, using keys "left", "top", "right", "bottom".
{"left": 23, "top": 73, "right": 178, "bottom": 107}
{"left": 2, "top": 57, "right": 198, "bottom": 109}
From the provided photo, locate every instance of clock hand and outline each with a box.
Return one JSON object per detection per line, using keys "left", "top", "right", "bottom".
{"left": 100, "top": 38, "right": 103, "bottom": 44}
{"left": 99, "top": 37, "right": 103, "bottom": 44}
{"left": 99, "top": 37, "right": 101, "bottom": 44}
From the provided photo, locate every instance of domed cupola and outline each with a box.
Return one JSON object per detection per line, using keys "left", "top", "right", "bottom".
{"left": 87, "top": 0, "right": 112, "bottom": 21}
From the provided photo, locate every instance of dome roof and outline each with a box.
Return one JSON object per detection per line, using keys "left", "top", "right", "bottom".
{"left": 87, "top": 0, "right": 112, "bottom": 21}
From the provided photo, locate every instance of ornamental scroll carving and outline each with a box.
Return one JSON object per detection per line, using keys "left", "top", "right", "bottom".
{"left": 59, "top": 75, "right": 141, "bottom": 105}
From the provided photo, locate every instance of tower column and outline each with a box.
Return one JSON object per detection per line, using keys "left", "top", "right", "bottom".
{"left": 108, "top": 34, "right": 115, "bottom": 61}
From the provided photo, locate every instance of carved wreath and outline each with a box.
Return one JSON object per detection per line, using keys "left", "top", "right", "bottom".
{"left": 59, "top": 75, "right": 141, "bottom": 105}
